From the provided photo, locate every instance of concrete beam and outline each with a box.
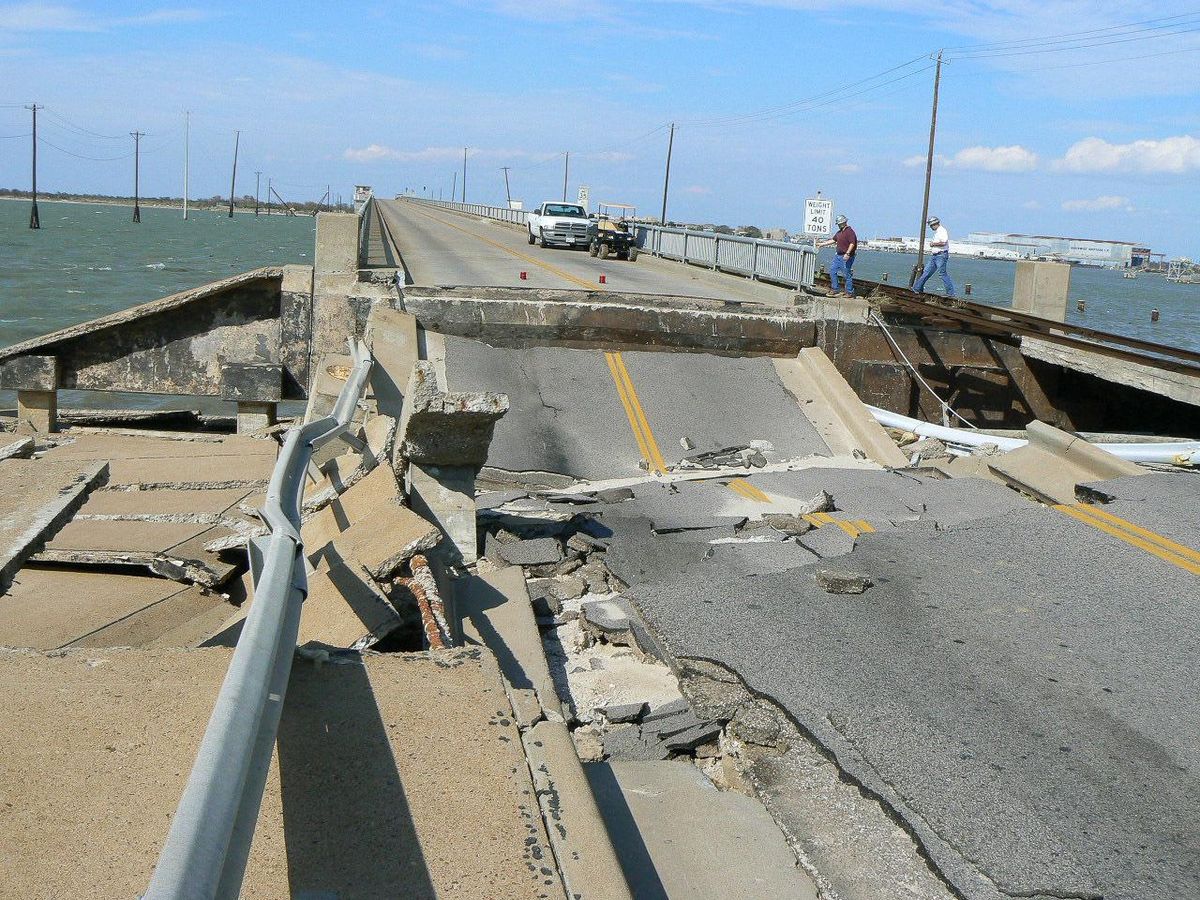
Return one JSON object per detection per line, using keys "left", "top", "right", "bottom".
{"left": 17, "top": 389, "right": 58, "bottom": 433}
{"left": 988, "top": 420, "right": 1144, "bottom": 504}
{"left": 1013, "top": 260, "right": 1070, "bottom": 322}
{"left": 235, "top": 401, "right": 277, "bottom": 435}
{"left": 1, "top": 354, "right": 58, "bottom": 391}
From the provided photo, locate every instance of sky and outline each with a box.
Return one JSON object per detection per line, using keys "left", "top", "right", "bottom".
{"left": 0, "top": 1, "right": 1198, "bottom": 256}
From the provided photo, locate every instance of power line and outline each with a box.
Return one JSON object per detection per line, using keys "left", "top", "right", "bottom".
{"left": 681, "top": 54, "right": 931, "bottom": 128}
{"left": 41, "top": 107, "right": 126, "bottom": 140}
{"left": 948, "top": 23, "right": 1200, "bottom": 60}
{"left": 941, "top": 11, "right": 1200, "bottom": 53}
{"left": 38, "top": 138, "right": 133, "bottom": 161}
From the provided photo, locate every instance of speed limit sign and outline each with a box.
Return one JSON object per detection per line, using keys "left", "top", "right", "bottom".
{"left": 804, "top": 197, "right": 834, "bottom": 235}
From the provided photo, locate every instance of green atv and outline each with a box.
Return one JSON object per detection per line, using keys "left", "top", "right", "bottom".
{"left": 587, "top": 203, "right": 639, "bottom": 261}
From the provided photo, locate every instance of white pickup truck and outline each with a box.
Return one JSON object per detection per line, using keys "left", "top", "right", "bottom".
{"left": 526, "top": 201, "right": 590, "bottom": 249}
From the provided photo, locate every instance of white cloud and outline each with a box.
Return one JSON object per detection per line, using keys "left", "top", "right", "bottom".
{"left": 1055, "top": 135, "right": 1200, "bottom": 174}
{"left": 948, "top": 145, "right": 1038, "bottom": 172}
{"left": 902, "top": 154, "right": 926, "bottom": 168}
{"left": 1062, "top": 195, "right": 1132, "bottom": 212}
{"left": 0, "top": 3, "right": 209, "bottom": 31}
{"left": 834, "top": 163, "right": 861, "bottom": 174}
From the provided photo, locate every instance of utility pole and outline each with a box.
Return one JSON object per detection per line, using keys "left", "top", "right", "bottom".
{"left": 660, "top": 122, "right": 675, "bottom": 226}
{"left": 266, "top": 177, "right": 272, "bottom": 215}
{"left": 562, "top": 152, "right": 569, "bottom": 201}
{"left": 501, "top": 166, "right": 512, "bottom": 206}
{"left": 228, "top": 130, "right": 240, "bottom": 218}
{"left": 183, "top": 111, "right": 190, "bottom": 220}
{"left": 912, "top": 50, "right": 943, "bottom": 287}
{"left": 254, "top": 171, "right": 261, "bottom": 215}
{"left": 462, "top": 147, "right": 467, "bottom": 203}
{"left": 131, "top": 131, "right": 144, "bottom": 223}
{"left": 451, "top": 171, "right": 457, "bottom": 204}
{"left": 326, "top": 184, "right": 330, "bottom": 212}
{"left": 26, "top": 103, "right": 42, "bottom": 230}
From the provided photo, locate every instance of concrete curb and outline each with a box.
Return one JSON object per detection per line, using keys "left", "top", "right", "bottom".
{"left": 774, "top": 348, "right": 907, "bottom": 467}
{"left": 524, "top": 721, "right": 635, "bottom": 900}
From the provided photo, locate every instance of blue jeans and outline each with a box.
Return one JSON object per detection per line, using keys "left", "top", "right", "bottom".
{"left": 830, "top": 253, "right": 854, "bottom": 294}
{"left": 915, "top": 251, "right": 956, "bottom": 297}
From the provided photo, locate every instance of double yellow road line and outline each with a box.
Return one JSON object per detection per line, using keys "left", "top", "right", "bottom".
{"left": 1055, "top": 503, "right": 1200, "bottom": 575}
{"left": 605, "top": 351, "right": 667, "bottom": 474}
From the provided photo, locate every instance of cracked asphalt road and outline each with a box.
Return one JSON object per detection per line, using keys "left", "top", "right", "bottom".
{"left": 614, "top": 474, "right": 1200, "bottom": 900}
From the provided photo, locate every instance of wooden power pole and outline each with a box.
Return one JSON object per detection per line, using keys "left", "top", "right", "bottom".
{"left": 660, "top": 123, "right": 675, "bottom": 226}
{"left": 27, "top": 103, "right": 42, "bottom": 230}
{"left": 228, "top": 130, "right": 240, "bottom": 218}
{"left": 912, "top": 51, "right": 943, "bottom": 286}
{"left": 131, "top": 131, "right": 144, "bottom": 223}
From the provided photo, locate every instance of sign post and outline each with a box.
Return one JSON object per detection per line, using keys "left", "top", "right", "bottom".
{"left": 804, "top": 195, "right": 834, "bottom": 244}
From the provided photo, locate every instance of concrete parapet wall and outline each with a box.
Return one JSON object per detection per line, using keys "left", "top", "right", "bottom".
{"left": 399, "top": 286, "right": 816, "bottom": 355}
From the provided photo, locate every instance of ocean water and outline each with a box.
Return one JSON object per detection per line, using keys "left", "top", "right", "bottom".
{"left": 0, "top": 199, "right": 315, "bottom": 413}
{"left": 824, "top": 248, "right": 1200, "bottom": 354}
{"left": 0, "top": 199, "right": 315, "bottom": 350}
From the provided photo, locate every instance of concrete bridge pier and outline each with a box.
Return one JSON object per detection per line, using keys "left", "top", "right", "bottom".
{"left": 3, "top": 355, "right": 60, "bottom": 432}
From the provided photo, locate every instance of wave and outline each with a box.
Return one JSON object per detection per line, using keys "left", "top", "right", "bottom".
{"left": 145, "top": 262, "right": 166, "bottom": 270}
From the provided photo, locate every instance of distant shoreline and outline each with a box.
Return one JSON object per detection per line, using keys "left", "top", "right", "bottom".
{"left": 0, "top": 192, "right": 349, "bottom": 216}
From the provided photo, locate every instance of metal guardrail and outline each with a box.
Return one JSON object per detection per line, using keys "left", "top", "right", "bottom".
{"left": 357, "top": 194, "right": 376, "bottom": 267}
{"left": 400, "top": 196, "right": 816, "bottom": 289}
{"left": 144, "top": 339, "right": 373, "bottom": 900}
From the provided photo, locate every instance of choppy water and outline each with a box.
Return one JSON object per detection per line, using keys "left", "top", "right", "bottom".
{"left": 0, "top": 199, "right": 315, "bottom": 413}
{"left": 0, "top": 199, "right": 315, "bottom": 349}
{"left": 824, "top": 248, "right": 1200, "bottom": 354}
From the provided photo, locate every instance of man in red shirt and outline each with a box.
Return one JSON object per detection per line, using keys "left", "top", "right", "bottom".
{"left": 820, "top": 214, "right": 858, "bottom": 296}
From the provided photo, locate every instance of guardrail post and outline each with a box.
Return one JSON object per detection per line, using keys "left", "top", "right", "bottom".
{"left": 751, "top": 240, "right": 759, "bottom": 281}
{"left": 712, "top": 236, "right": 720, "bottom": 271}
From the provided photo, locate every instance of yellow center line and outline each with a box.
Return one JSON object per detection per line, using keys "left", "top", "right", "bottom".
{"left": 727, "top": 479, "right": 771, "bottom": 503}
{"left": 1070, "top": 503, "right": 1200, "bottom": 565}
{"left": 404, "top": 203, "right": 598, "bottom": 290}
{"left": 609, "top": 352, "right": 667, "bottom": 474}
{"left": 830, "top": 519, "right": 861, "bottom": 538}
{"left": 1054, "top": 504, "right": 1200, "bottom": 575}
{"left": 605, "top": 351, "right": 654, "bottom": 469}
{"left": 856, "top": 520, "right": 876, "bottom": 533}
{"left": 405, "top": 205, "right": 670, "bottom": 477}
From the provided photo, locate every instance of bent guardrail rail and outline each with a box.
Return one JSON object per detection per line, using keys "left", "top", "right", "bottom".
{"left": 144, "top": 339, "right": 373, "bottom": 900}
{"left": 399, "top": 196, "right": 816, "bottom": 289}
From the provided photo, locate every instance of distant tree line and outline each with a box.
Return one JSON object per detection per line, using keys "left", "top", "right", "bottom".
{"left": 0, "top": 187, "right": 352, "bottom": 215}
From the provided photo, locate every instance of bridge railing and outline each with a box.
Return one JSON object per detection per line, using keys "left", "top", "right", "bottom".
{"left": 398, "top": 196, "right": 815, "bottom": 289}
{"left": 144, "top": 338, "right": 373, "bottom": 900}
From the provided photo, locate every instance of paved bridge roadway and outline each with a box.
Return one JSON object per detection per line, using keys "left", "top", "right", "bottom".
{"left": 378, "top": 198, "right": 799, "bottom": 304}
{"left": 378, "top": 196, "right": 1200, "bottom": 900}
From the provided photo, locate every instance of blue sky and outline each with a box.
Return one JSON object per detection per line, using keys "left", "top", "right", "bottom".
{"left": 0, "top": 1, "right": 1198, "bottom": 255}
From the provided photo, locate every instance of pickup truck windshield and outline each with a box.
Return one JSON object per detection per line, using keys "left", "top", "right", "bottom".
{"left": 543, "top": 204, "right": 586, "bottom": 217}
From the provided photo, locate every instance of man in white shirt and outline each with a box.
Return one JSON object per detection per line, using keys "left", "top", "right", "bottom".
{"left": 914, "top": 216, "right": 958, "bottom": 297}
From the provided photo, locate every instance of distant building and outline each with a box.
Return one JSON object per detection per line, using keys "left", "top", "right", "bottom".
{"left": 764, "top": 228, "right": 789, "bottom": 242}
{"left": 966, "top": 232, "right": 1153, "bottom": 269}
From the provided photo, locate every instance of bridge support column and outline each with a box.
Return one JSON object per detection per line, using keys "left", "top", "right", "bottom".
{"left": 1, "top": 355, "right": 59, "bottom": 433}
{"left": 236, "top": 401, "right": 276, "bottom": 434}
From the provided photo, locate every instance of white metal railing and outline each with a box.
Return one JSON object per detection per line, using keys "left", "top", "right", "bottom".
{"left": 398, "top": 196, "right": 816, "bottom": 289}
{"left": 144, "top": 339, "right": 373, "bottom": 900}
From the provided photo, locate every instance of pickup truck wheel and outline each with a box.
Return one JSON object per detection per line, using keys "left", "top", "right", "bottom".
{"left": 588, "top": 242, "right": 599, "bottom": 257}
{"left": 527, "top": 229, "right": 536, "bottom": 245}
{"left": 628, "top": 246, "right": 639, "bottom": 262}
{"left": 598, "top": 243, "right": 610, "bottom": 260}
{"left": 538, "top": 231, "right": 551, "bottom": 249}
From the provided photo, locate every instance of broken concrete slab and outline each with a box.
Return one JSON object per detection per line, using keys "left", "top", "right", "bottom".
{"left": 36, "top": 519, "right": 241, "bottom": 588}
{"left": 797, "top": 523, "right": 857, "bottom": 558}
{"left": 0, "top": 567, "right": 202, "bottom": 649}
{"left": 602, "top": 723, "right": 671, "bottom": 761}
{"left": 0, "top": 459, "right": 108, "bottom": 594}
{"left": 458, "top": 565, "right": 563, "bottom": 720}
{"left": 364, "top": 305, "right": 419, "bottom": 419}
{"left": 586, "top": 761, "right": 820, "bottom": 900}
{"left": 601, "top": 701, "right": 647, "bottom": 724}
{"left": 814, "top": 568, "right": 873, "bottom": 594}
{"left": 0, "top": 646, "right": 557, "bottom": 899}
{"left": 297, "top": 562, "right": 404, "bottom": 649}
{"left": 307, "top": 503, "right": 442, "bottom": 581}
{"left": 497, "top": 536, "right": 563, "bottom": 567}
{"left": 0, "top": 436, "right": 34, "bottom": 461}
{"left": 398, "top": 361, "right": 509, "bottom": 467}
{"left": 987, "top": 420, "right": 1145, "bottom": 505}
{"left": 406, "top": 463, "right": 477, "bottom": 566}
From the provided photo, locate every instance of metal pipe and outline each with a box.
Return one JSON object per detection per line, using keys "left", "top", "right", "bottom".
{"left": 145, "top": 340, "right": 371, "bottom": 900}
{"left": 868, "top": 405, "right": 1200, "bottom": 465}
